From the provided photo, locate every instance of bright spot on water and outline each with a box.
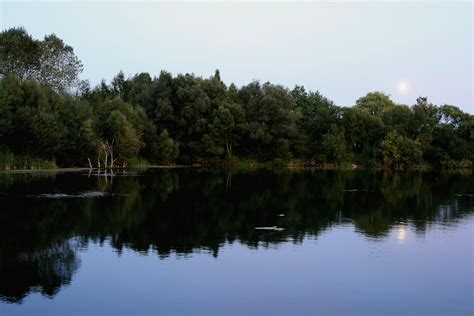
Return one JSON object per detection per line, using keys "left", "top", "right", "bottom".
{"left": 397, "top": 226, "right": 406, "bottom": 244}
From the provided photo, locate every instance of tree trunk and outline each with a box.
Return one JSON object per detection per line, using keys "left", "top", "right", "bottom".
{"left": 109, "top": 139, "right": 115, "bottom": 169}
{"left": 110, "top": 151, "right": 114, "bottom": 169}
{"left": 226, "top": 141, "right": 233, "bottom": 161}
{"left": 104, "top": 152, "right": 108, "bottom": 170}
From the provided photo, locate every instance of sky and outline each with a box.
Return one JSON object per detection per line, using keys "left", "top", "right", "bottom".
{"left": 1, "top": 1, "right": 473, "bottom": 113}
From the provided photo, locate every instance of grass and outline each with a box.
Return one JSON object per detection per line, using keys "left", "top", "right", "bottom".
{"left": 0, "top": 150, "right": 57, "bottom": 171}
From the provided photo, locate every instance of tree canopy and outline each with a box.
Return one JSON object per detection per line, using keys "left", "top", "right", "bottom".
{"left": 0, "top": 27, "right": 472, "bottom": 169}
{"left": 0, "top": 27, "right": 83, "bottom": 91}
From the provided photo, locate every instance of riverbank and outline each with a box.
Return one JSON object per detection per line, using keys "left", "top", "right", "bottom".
{"left": 0, "top": 164, "right": 355, "bottom": 173}
{"left": 1, "top": 162, "right": 472, "bottom": 173}
{"left": 0, "top": 164, "right": 430, "bottom": 173}
{"left": 0, "top": 167, "right": 91, "bottom": 174}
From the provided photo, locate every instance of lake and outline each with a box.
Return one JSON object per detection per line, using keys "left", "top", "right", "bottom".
{"left": 0, "top": 168, "right": 473, "bottom": 316}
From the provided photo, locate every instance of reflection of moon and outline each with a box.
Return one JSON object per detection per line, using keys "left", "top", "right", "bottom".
{"left": 397, "top": 226, "right": 406, "bottom": 244}
{"left": 397, "top": 81, "right": 409, "bottom": 94}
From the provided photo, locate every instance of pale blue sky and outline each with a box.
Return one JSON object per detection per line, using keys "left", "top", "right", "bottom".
{"left": 1, "top": 1, "right": 473, "bottom": 112}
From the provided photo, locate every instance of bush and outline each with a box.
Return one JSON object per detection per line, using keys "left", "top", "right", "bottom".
{"left": 381, "top": 131, "right": 422, "bottom": 168}
{"left": 126, "top": 157, "right": 150, "bottom": 168}
{"left": 0, "top": 149, "right": 14, "bottom": 170}
{"left": 0, "top": 151, "right": 56, "bottom": 171}
{"left": 441, "top": 159, "right": 473, "bottom": 169}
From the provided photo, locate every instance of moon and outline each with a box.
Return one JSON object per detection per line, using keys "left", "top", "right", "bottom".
{"left": 397, "top": 80, "right": 409, "bottom": 94}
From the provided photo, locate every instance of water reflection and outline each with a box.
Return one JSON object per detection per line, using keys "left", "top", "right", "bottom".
{"left": 0, "top": 169, "right": 472, "bottom": 304}
{"left": 397, "top": 225, "right": 407, "bottom": 244}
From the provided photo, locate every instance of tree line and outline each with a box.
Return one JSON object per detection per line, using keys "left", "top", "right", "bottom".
{"left": 1, "top": 27, "right": 473, "bottom": 169}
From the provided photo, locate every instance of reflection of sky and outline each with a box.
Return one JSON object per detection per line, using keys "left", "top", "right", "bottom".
{"left": 3, "top": 218, "right": 473, "bottom": 316}
{"left": 1, "top": 1, "right": 472, "bottom": 113}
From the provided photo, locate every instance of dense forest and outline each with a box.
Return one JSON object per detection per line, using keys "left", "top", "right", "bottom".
{"left": 1, "top": 27, "right": 473, "bottom": 170}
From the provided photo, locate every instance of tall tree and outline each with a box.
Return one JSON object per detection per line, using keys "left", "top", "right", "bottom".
{"left": 292, "top": 85, "right": 340, "bottom": 161}
{"left": 0, "top": 27, "right": 83, "bottom": 90}
{"left": 0, "top": 27, "right": 40, "bottom": 81}
{"left": 355, "top": 91, "right": 395, "bottom": 116}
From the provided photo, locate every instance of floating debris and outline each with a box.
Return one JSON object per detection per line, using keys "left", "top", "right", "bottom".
{"left": 38, "top": 193, "right": 70, "bottom": 198}
{"left": 255, "top": 226, "right": 285, "bottom": 231}
{"left": 81, "top": 173, "right": 143, "bottom": 177}
{"left": 278, "top": 214, "right": 285, "bottom": 217}
{"left": 456, "top": 193, "right": 474, "bottom": 197}
{"left": 34, "top": 191, "right": 108, "bottom": 199}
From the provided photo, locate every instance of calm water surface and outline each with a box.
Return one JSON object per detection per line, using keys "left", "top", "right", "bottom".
{"left": 0, "top": 169, "right": 473, "bottom": 316}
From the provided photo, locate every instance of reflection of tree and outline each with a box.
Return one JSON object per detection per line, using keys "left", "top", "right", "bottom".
{"left": 0, "top": 169, "right": 472, "bottom": 303}
{"left": 0, "top": 240, "right": 80, "bottom": 303}
{"left": 380, "top": 171, "right": 424, "bottom": 204}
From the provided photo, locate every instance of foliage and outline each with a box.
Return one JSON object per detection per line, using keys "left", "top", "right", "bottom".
{"left": 153, "top": 129, "right": 179, "bottom": 164}
{"left": 0, "top": 147, "right": 56, "bottom": 170}
{"left": 441, "top": 159, "right": 472, "bottom": 169}
{"left": 381, "top": 131, "right": 423, "bottom": 168}
{"left": 0, "top": 27, "right": 83, "bottom": 91}
{"left": 355, "top": 91, "right": 395, "bottom": 116}
{"left": 126, "top": 157, "right": 150, "bottom": 168}
{"left": 0, "top": 27, "right": 473, "bottom": 169}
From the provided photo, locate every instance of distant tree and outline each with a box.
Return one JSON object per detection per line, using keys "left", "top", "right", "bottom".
{"left": 0, "top": 27, "right": 83, "bottom": 90}
{"left": 355, "top": 92, "right": 395, "bottom": 116}
{"left": 140, "top": 70, "right": 175, "bottom": 130}
{"left": 105, "top": 110, "right": 142, "bottom": 162}
{"left": 0, "top": 27, "right": 40, "bottom": 81}
{"left": 54, "top": 98, "right": 97, "bottom": 166}
{"left": 37, "top": 34, "right": 83, "bottom": 90}
{"left": 206, "top": 103, "right": 245, "bottom": 160}
{"left": 430, "top": 105, "right": 474, "bottom": 164}
{"left": 2, "top": 29, "right": 472, "bottom": 169}
{"left": 0, "top": 75, "right": 19, "bottom": 139}
{"left": 126, "top": 72, "right": 152, "bottom": 105}
{"left": 111, "top": 71, "right": 130, "bottom": 100}
{"left": 381, "top": 131, "right": 422, "bottom": 168}
{"left": 342, "top": 107, "right": 385, "bottom": 164}
{"left": 241, "top": 82, "right": 300, "bottom": 160}
{"left": 382, "top": 104, "right": 414, "bottom": 136}
{"left": 320, "top": 125, "right": 346, "bottom": 163}
{"left": 292, "top": 85, "right": 340, "bottom": 160}
{"left": 154, "top": 129, "right": 179, "bottom": 164}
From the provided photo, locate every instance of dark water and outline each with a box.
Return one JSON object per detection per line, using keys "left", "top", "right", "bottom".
{"left": 0, "top": 169, "right": 473, "bottom": 316}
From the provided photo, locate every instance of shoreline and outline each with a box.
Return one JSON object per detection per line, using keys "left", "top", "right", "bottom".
{"left": 0, "top": 167, "right": 91, "bottom": 174}
{"left": 1, "top": 162, "right": 471, "bottom": 174}
{"left": 0, "top": 164, "right": 355, "bottom": 173}
{"left": 0, "top": 165, "right": 454, "bottom": 174}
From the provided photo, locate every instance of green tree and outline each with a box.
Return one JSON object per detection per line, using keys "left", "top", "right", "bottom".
{"left": 292, "top": 85, "right": 340, "bottom": 161}
{"left": 381, "top": 130, "right": 422, "bottom": 168}
{"left": 320, "top": 125, "right": 346, "bottom": 163}
{"left": 240, "top": 82, "right": 300, "bottom": 160}
{"left": 153, "top": 129, "right": 179, "bottom": 164}
{"left": 0, "top": 27, "right": 40, "bottom": 81}
{"left": 205, "top": 103, "right": 245, "bottom": 160}
{"left": 37, "top": 34, "right": 83, "bottom": 90}
{"left": 355, "top": 91, "right": 395, "bottom": 116}
{"left": 342, "top": 107, "right": 385, "bottom": 164}
{"left": 105, "top": 110, "right": 142, "bottom": 161}
{"left": 0, "top": 27, "right": 83, "bottom": 90}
